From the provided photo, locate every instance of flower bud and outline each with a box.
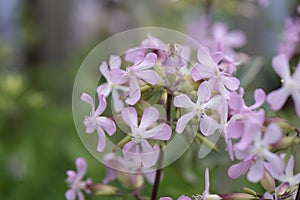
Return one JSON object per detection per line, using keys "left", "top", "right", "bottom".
{"left": 272, "top": 135, "right": 299, "bottom": 150}
{"left": 90, "top": 184, "right": 122, "bottom": 196}
{"left": 116, "top": 171, "right": 144, "bottom": 190}
{"left": 241, "top": 187, "right": 258, "bottom": 196}
{"left": 219, "top": 193, "right": 254, "bottom": 200}
{"left": 260, "top": 169, "right": 275, "bottom": 193}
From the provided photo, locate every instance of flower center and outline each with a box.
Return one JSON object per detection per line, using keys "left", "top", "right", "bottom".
{"left": 133, "top": 134, "right": 143, "bottom": 143}
{"left": 283, "top": 78, "right": 298, "bottom": 92}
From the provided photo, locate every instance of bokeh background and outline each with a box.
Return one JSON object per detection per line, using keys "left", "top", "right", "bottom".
{"left": 1, "top": 0, "right": 299, "bottom": 199}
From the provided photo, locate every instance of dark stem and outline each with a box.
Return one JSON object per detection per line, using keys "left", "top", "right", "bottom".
{"left": 296, "top": 182, "right": 300, "bottom": 200}
{"left": 151, "top": 92, "right": 173, "bottom": 200}
{"left": 134, "top": 193, "right": 141, "bottom": 200}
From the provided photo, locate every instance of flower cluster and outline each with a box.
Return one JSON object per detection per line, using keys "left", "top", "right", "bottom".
{"left": 67, "top": 3, "right": 300, "bottom": 200}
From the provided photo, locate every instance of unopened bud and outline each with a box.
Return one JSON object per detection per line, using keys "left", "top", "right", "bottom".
{"left": 242, "top": 187, "right": 258, "bottom": 196}
{"left": 272, "top": 135, "right": 299, "bottom": 150}
{"left": 219, "top": 193, "right": 255, "bottom": 200}
{"left": 116, "top": 171, "right": 144, "bottom": 190}
{"left": 260, "top": 169, "right": 275, "bottom": 193}
{"left": 90, "top": 184, "right": 122, "bottom": 196}
{"left": 160, "top": 89, "right": 168, "bottom": 105}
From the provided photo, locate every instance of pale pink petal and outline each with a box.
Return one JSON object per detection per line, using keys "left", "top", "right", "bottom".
{"left": 97, "top": 83, "right": 112, "bottom": 97}
{"left": 173, "top": 94, "right": 195, "bottom": 109}
{"left": 139, "top": 107, "right": 159, "bottom": 130}
{"left": 291, "top": 91, "right": 300, "bottom": 117}
{"left": 227, "top": 121, "right": 243, "bottom": 139}
{"left": 267, "top": 87, "right": 290, "bottom": 111}
{"left": 95, "top": 94, "right": 107, "bottom": 116}
{"left": 222, "top": 76, "right": 240, "bottom": 91}
{"left": 133, "top": 53, "right": 157, "bottom": 71}
{"left": 249, "top": 89, "right": 266, "bottom": 110}
{"left": 285, "top": 156, "right": 294, "bottom": 178}
{"left": 135, "top": 70, "right": 159, "bottom": 85}
{"left": 65, "top": 189, "right": 76, "bottom": 200}
{"left": 143, "top": 124, "right": 172, "bottom": 140}
{"left": 229, "top": 93, "right": 244, "bottom": 114}
{"left": 140, "top": 140, "right": 157, "bottom": 167}
{"left": 83, "top": 117, "right": 96, "bottom": 134}
{"left": 110, "top": 69, "right": 129, "bottom": 84}
{"left": 191, "top": 63, "right": 213, "bottom": 81}
{"left": 178, "top": 195, "right": 192, "bottom": 200}
{"left": 109, "top": 55, "right": 121, "bottom": 70}
{"left": 247, "top": 160, "right": 264, "bottom": 182}
{"left": 227, "top": 30, "right": 246, "bottom": 48}
{"left": 96, "top": 127, "right": 106, "bottom": 152}
{"left": 197, "top": 81, "right": 211, "bottom": 103}
{"left": 123, "top": 141, "right": 139, "bottom": 161}
{"left": 103, "top": 166, "right": 116, "bottom": 184}
{"left": 75, "top": 157, "right": 87, "bottom": 180}
{"left": 197, "top": 45, "right": 216, "bottom": 67}
{"left": 81, "top": 93, "right": 94, "bottom": 111}
{"left": 98, "top": 117, "right": 116, "bottom": 136}
{"left": 272, "top": 54, "right": 291, "bottom": 80}
{"left": 125, "top": 47, "right": 146, "bottom": 64}
{"left": 99, "top": 61, "right": 110, "bottom": 80}
{"left": 159, "top": 197, "right": 172, "bottom": 200}
{"left": 262, "top": 123, "right": 281, "bottom": 145}
{"left": 126, "top": 76, "right": 141, "bottom": 105}
{"left": 264, "top": 151, "right": 284, "bottom": 174}
{"left": 228, "top": 159, "right": 253, "bottom": 179}
{"left": 77, "top": 190, "right": 85, "bottom": 200}
{"left": 293, "top": 61, "right": 300, "bottom": 79}
{"left": 204, "top": 168, "right": 210, "bottom": 195}
{"left": 175, "top": 112, "right": 196, "bottom": 133}
{"left": 200, "top": 115, "right": 219, "bottom": 136}
{"left": 66, "top": 170, "right": 77, "bottom": 183}
{"left": 143, "top": 171, "right": 156, "bottom": 184}
{"left": 235, "top": 123, "right": 255, "bottom": 150}
{"left": 211, "top": 52, "right": 225, "bottom": 64}
{"left": 121, "top": 107, "right": 138, "bottom": 129}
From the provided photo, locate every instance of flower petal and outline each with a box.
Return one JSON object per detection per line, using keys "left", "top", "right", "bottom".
{"left": 110, "top": 69, "right": 129, "bottom": 84}
{"left": 77, "top": 191, "right": 85, "bottom": 200}
{"left": 109, "top": 55, "right": 121, "bottom": 70}
{"left": 272, "top": 54, "right": 291, "bottom": 80}
{"left": 249, "top": 88, "right": 266, "bottom": 110}
{"left": 285, "top": 156, "right": 294, "bottom": 178}
{"left": 133, "top": 53, "right": 157, "bottom": 71}
{"left": 222, "top": 76, "right": 240, "bottom": 91}
{"left": 175, "top": 112, "right": 196, "bottom": 133}
{"left": 211, "top": 52, "right": 225, "bottom": 64}
{"left": 75, "top": 157, "right": 87, "bottom": 180}
{"left": 81, "top": 93, "right": 94, "bottom": 111}
{"left": 292, "top": 91, "right": 300, "bottom": 117}
{"left": 227, "top": 120, "right": 243, "bottom": 139}
{"left": 139, "top": 107, "right": 159, "bottom": 130}
{"left": 262, "top": 123, "right": 282, "bottom": 145}
{"left": 228, "top": 158, "right": 253, "bottom": 179}
{"left": 121, "top": 107, "right": 138, "bottom": 129}
{"left": 197, "top": 45, "right": 216, "bottom": 67}
{"left": 97, "top": 83, "right": 112, "bottom": 97}
{"left": 197, "top": 81, "right": 211, "bottom": 103}
{"left": 174, "top": 94, "right": 195, "bottom": 109}
{"left": 65, "top": 189, "right": 76, "bottom": 200}
{"left": 264, "top": 151, "right": 284, "bottom": 174}
{"left": 95, "top": 94, "right": 107, "bottom": 116}
{"left": 140, "top": 140, "right": 157, "bottom": 167}
{"left": 98, "top": 117, "right": 116, "bottom": 136}
{"left": 191, "top": 63, "right": 213, "bottom": 81}
{"left": 126, "top": 76, "right": 141, "bottom": 105}
{"left": 267, "top": 87, "right": 290, "bottom": 111}
{"left": 123, "top": 141, "right": 139, "bottom": 161}
{"left": 247, "top": 160, "right": 264, "bottom": 182}
{"left": 143, "top": 123, "right": 172, "bottom": 140}
{"left": 111, "top": 89, "right": 125, "bottom": 113}
{"left": 96, "top": 127, "right": 106, "bottom": 152}
{"left": 99, "top": 61, "right": 110, "bottom": 80}
{"left": 200, "top": 115, "right": 219, "bottom": 136}
{"left": 135, "top": 70, "right": 159, "bottom": 85}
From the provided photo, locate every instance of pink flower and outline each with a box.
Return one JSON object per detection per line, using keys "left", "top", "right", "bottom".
{"left": 228, "top": 123, "right": 283, "bottom": 182}
{"left": 191, "top": 45, "right": 240, "bottom": 97}
{"left": 97, "top": 55, "right": 129, "bottom": 112}
{"left": 81, "top": 93, "right": 116, "bottom": 152}
{"left": 65, "top": 158, "right": 92, "bottom": 200}
{"left": 227, "top": 89, "right": 266, "bottom": 151}
{"left": 267, "top": 54, "right": 300, "bottom": 117}
{"left": 174, "top": 81, "right": 223, "bottom": 135}
{"left": 121, "top": 106, "right": 172, "bottom": 167}
{"left": 110, "top": 53, "right": 160, "bottom": 105}
{"left": 103, "top": 153, "right": 156, "bottom": 188}
{"left": 211, "top": 22, "right": 246, "bottom": 56}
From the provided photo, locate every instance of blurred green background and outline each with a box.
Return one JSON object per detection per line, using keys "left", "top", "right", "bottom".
{"left": 0, "top": 0, "right": 299, "bottom": 199}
